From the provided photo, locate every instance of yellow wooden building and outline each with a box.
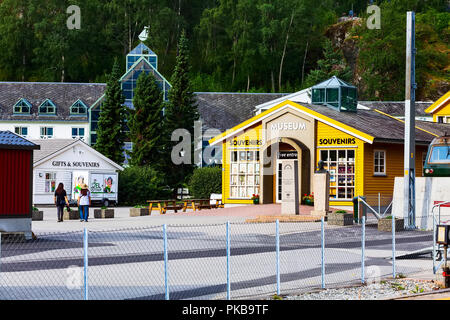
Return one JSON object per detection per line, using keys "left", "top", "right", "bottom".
{"left": 425, "top": 91, "right": 450, "bottom": 124}
{"left": 209, "top": 98, "right": 447, "bottom": 208}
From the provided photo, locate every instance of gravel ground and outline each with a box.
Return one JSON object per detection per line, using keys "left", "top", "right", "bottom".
{"left": 282, "top": 279, "right": 441, "bottom": 300}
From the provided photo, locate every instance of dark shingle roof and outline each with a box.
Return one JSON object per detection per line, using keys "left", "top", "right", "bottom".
{"left": 358, "top": 101, "right": 433, "bottom": 117}
{"left": 195, "top": 92, "right": 291, "bottom": 132}
{"left": 300, "top": 103, "right": 441, "bottom": 143}
{"left": 0, "top": 82, "right": 105, "bottom": 121}
{"left": 0, "top": 130, "right": 39, "bottom": 149}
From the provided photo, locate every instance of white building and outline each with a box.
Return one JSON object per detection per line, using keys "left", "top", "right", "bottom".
{"left": 32, "top": 139, "right": 124, "bottom": 206}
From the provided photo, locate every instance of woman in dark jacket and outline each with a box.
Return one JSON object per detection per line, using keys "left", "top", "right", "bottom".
{"left": 54, "top": 183, "right": 69, "bottom": 222}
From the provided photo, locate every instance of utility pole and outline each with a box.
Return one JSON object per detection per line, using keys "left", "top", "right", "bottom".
{"left": 404, "top": 11, "right": 416, "bottom": 229}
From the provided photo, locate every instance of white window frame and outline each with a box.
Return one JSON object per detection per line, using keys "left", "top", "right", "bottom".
{"left": 229, "top": 149, "right": 260, "bottom": 199}
{"left": 44, "top": 172, "right": 57, "bottom": 193}
{"left": 320, "top": 148, "right": 356, "bottom": 201}
{"left": 373, "top": 150, "right": 386, "bottom": 176}
{"left": 40, "top": 127, "right": 54, "bottom": 139}
{"left": 14, "top": 126, "right": 28, "bottom": 137}
{"left": 71, "top": 127, "right": 85, "bottom": 140}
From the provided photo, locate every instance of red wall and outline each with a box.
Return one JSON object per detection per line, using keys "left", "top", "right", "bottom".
{"left": 0, "top": 149, "right": 32, "bottom": 217}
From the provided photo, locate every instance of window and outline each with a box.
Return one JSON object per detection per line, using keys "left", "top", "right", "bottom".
{"left": 72, "top": 127, "right": 85, "bottom": 140}
{"left": 13, "top": 98, "right": 31, "bottom": 114}
{"left": 14, "top": 127, "right": 28, "bottom": 137}
{"left": 320, "top": 149, "right": 355, "bottom": 200}
{"left": 44, "top": 172, "right": 57, "bottom": 193}
{"left": 429, "top": 146, "right": 450, "bottom": 163}
{"left": 374, "top": 150, "right": 386, "bottom": 175}
{"left": 437, "top": 116, "right": 444, "bottom": 123}
{"left": 70, "top": 100, "right": 87, "bottom": 115}
{"left": 40, "top": 127, "right": 53, "bottom": 139}
{"left": 230, "top": 149, "right": 260, "bottom": 199}
{"left": 39, "top": 99, "right": 56, "bottom": 114}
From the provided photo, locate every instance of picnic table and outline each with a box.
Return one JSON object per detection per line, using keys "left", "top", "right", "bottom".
{"left": 147, "top": 200, "right": 183, "bottom": 215}
{"left": 182, "top": 198, "right": 224, "bottom": 212}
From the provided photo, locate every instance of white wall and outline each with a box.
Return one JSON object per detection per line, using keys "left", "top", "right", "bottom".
{"left": 392, "top": 177, "right": 450, "bottom": 230}
{"left": 0, "top": 121, "right": 89, "bottom": 142}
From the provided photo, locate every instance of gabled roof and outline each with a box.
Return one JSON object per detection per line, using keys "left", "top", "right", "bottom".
{"left": 195, "top": 92, "right": 290, "bottom": 132}
{"left": 0, "top": 82, "right": 105, "bottom": 121}
{"left": 31, "top": 138, "right": 124, "bottom": 170}
{"left": 424, "top": 91, "right": 450, "bottom": 114}
{"left": 0, "top": 130, "right": 40, "bottom": 150}
{"left": 359, "top": 101, "right": 433, "bottom": 117}
{"left": 209, "top": 100, "right": 442, "bottom": 147}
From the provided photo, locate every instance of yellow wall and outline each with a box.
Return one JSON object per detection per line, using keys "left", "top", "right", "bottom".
{"left": 222, "top": 124, "right": 262, "bottom": 204}
{"left": 316, "top": 121, "right": 366, "bottom": 206}
{"left": 432, "top": 101, "right": 450, "bottom": 122}
{"left": 363, "top": 143, "right": 428, "bottom": 196}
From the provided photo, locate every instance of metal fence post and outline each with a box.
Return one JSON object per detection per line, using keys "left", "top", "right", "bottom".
{"left": 276, "top": 220, "right": 280, "bottom": 295}
{"left": 321, "top": 217, "right": 325, "bottom": 289}
{"left": 361, "top": 216, "right": 365, "bottom": 284}
{"left": 163, "top": 224, "right": 169, "bottom": 300}
{"left": 392, "top": 214, "right": 396, "bottom": 278}
{"left": 226, "top": 221, "right": 231, "bottom": 300}
{"left": 83, "top": 228, "right": 88, "bottom": 300}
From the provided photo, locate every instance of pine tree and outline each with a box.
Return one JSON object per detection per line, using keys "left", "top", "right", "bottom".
{"left": 304, "top": 39, "right": 352, "bottom": 88}
{"left": 94, "top": 58, "right": 127, "bottom": 164}
{"left": 127, "top": 71, "right": 164, "bottom": 167}
{"left": 162, "top": 30, "right": 199, "bottom": 194}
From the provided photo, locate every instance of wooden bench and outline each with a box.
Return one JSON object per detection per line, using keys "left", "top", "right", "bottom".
{"left": 147, "top": 200, "right": 183, "bottom": 214}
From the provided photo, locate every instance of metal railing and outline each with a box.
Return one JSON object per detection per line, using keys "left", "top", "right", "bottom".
{"left": 432, "top": 200, "right": 450, "bottom": 274}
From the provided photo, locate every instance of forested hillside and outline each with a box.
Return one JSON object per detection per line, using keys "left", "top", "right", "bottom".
{"left": 0, "top": 0, "right": 447, "bottom": 100}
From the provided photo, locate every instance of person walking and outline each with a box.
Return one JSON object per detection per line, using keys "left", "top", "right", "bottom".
{"left": 54, "top": 183, "right": 69, "bottom": 222}
{"left": 77, "top": 183, "right": 91, "bottom": 222}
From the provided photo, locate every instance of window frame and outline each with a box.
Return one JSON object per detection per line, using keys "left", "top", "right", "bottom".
{"left": 373, "top": 149, "right": 387, "bottom": 176}
{"left": 14, "top": 126, "right": 28, "bottom": 137}
{"left": 13, "top": 98, "right": 31, "bottom": 114}
{"left": 40, "top": 126, "right": 54, "bottom": 139}
{"left": 38, "top": 99, "right": 57, "bottom": 115}
{"left": 71, "top": 127, "right": 85, "bottom": 140}
{"left": 229, "top": 148, "right": 260, "bottom": 199}
{"left": 70, "top": 99, "right": 88, "bottom": 115}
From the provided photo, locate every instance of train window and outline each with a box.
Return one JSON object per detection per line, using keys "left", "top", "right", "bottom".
{"left": 429, "top": 146, "right": 450, "bottom": 163}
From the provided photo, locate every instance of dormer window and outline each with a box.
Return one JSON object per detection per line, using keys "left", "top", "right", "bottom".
{"left": 70, "top": 99, "right": 88, "bottom": 115}
{"left": 311, "top": 76, "right": 357, "bottom": 112}
{"left": 39, "top": 99, "right": 56, "bottom": 114}
{"left": 13, "top": 98, "right": 31, "bottom": 114}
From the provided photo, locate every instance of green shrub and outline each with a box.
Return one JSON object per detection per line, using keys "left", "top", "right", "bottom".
{"left": 188, "top": 166, "right": 222, "bottom": 199}
{"left": 335, "top": 210, "right": 347, "bottom": 214}
{"left": 118, "top": 166, "right": 170, "bottom": 206}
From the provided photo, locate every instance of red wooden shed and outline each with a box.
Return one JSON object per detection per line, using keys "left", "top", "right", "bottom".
{"left": 0, "top": 131, "right": 39, "bottom": 239}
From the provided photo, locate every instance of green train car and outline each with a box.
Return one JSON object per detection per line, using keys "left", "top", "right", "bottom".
{"left": 424, "top": 134, "right": 450, "bottom": 177}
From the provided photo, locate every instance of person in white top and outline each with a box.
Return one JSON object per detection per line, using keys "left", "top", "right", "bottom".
{"left": 77, "top": 183, "right": 91, "bottom": 222}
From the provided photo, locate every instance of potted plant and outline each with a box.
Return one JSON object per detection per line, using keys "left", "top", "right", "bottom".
{"left": 63, "top": 206, "right": 79, "bottom": 220}
{"left": 32, "top": 206, "right": 43, "bottom": 221}
{"left": 328, "top": 210, "right": 354, "bottom": 226}
{"left": 94, "top": 206, "right": 115, "bottom": 219}
{"left": 251, "top": 194, "right": 260, "bottom": 205}
{"left": 378, "top": 216, "right": 404, "bottom": 232}
{"left": 130, "top": 204, "right": 149, "bottom": 217}
{"left": 302, "top": 193, "right": 314, "bottom": 206}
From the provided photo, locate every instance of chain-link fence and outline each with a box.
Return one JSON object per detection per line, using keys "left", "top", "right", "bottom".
{"left": 0, "top": 218, "right": 434, "bottom": 300}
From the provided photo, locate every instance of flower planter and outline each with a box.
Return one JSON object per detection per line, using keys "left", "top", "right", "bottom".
{"left": 130, "top": 207, "right": 149, "bottom": 217}
{"left": 253, "top": 199, "right": 259, "bottom": 205}
{"left": 32, "top": 210, "right": 44, "bottom": 221}
{"left": 303, "top": 199, "right": 314, "bottom": 206}
{"left": 378, "top": 218, "right": 404, "bottom": 232}
{"left": 63, "top": 208, "right": 80, "bottom": 220}
{"left": 94, "top": 208, "right": 115, "bottom": 219}
{"left": 327, "top": 212, "right": 354, "bottom": 226}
